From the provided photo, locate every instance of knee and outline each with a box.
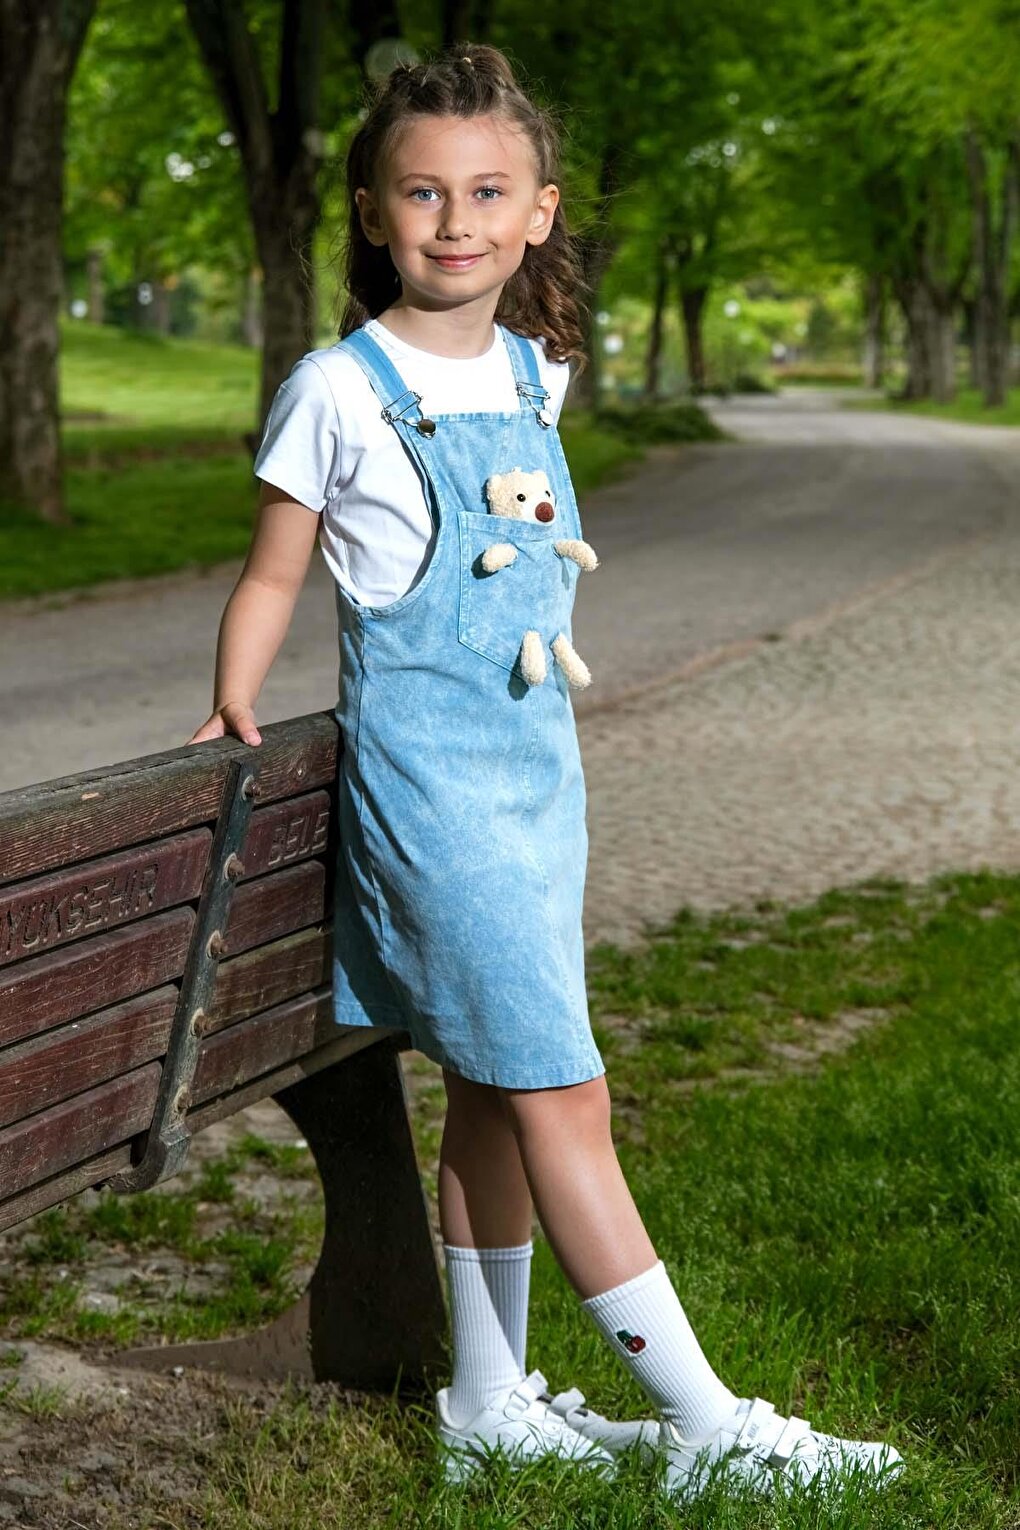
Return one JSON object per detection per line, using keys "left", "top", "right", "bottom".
{"left": 443, "top": 1068, "right": 510, "bottom": 1132}
{"left": 499, "top": 1074, "right": 613, "bottom": 1147}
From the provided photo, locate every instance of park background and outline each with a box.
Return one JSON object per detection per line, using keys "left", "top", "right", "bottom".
{"left": 2, "top": 3, "right": 1020, "bottom": 1528}
{"left": 4, "top": 0, "right": 1020, "bottom": 586}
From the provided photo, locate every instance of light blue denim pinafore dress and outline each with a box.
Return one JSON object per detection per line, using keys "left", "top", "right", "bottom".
{"left": 329, "top": 321, "right": 605, "bottom": 1090}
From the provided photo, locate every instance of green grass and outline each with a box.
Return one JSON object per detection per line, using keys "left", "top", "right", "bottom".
{"left": 0, "top": 321, "right": 651, "bottom": 600}
{"left": 843, "top": 384, "right": 1020, "bottom": 427}
{"left": 4, "top": 868, "right": 1019, "bottom": 1525}
{"left": 3, "top": 1134, "right": 322, "bottom": 1350}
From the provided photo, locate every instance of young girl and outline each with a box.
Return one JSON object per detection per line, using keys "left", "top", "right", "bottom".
{"left": 188, "top": 42, "right": 903, "bottom": 1503}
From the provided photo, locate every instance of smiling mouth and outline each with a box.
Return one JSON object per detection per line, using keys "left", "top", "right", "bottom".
{"left": 429, "top": 254, "right": 484, "bottom": 263}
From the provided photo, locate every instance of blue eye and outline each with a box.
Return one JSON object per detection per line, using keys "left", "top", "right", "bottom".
{"left": 409, "top": 185, "right": 503, "bottom": 202}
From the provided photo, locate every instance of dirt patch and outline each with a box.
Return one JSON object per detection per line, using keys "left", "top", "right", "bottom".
{"left": 0, "top": 1336, "right": 321, "bottom": 1528}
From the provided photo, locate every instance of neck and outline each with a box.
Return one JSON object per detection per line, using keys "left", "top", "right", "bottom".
{"left": 375, "top": 295, "right": 501, "bottom": 359}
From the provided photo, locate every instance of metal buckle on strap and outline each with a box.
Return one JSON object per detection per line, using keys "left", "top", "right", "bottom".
{"left": 516, "top": 380, "right": 554, "bottom": 428}
{"left": 381, "top": 388, "right": 436, "bottom": 437}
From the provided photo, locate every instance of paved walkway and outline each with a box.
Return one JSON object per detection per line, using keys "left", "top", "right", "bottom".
{"left": 580, "top": 391, "right": 1020, "bottom": 947}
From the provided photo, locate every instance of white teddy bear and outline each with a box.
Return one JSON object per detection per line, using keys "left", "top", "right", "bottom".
{"left": 481, "top": 466, "right": 599, "bottom": 688}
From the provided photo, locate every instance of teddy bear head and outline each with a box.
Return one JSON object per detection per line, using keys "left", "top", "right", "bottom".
{"left": 484, "top": 467, "right": 557, "bottom": 524}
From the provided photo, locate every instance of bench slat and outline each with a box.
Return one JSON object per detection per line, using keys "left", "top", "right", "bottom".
{"left": 0, "top": 829, "right": 210, "bottom": 972}
{"left": 0, "top": 713, "right": 339, "bottom": 887}
{"left": 221, "top": 860, "right": 327, "bottom": 956}
{"left": 0, "top": 986, "right": 179, "bottom": 1129}
{"left": 0, "top": 1062, "right": 162, "bottom": 1199}
{"left": 203, "top": 927, "right": 330, "bottom": 1035}
{"left": 0, "top": 1143, "right": 133, "bottom": 1236}
{"left": 192, "top": 986, "right": 335, "bottom": 1105}
{"left": 0, "top": 908, "right": 193, "bottom": 1048}
{"left": 242, "top": 791, "right": 331, "bottom": 878}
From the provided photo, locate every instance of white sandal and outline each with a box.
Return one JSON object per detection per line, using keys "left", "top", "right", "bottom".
{"left": 660, "top": 1395, "right": 904, "bottom": 1502}
{"left": 541, "top": 1383, "right": 659, "bottom": 1459}
{"left": 435, "top": 1369, "right": 615, "bottom": 1482}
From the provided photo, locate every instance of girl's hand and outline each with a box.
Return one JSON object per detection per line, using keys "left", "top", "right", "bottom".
{"left": 187, "top": 702, "right": 262, "bottom": 748}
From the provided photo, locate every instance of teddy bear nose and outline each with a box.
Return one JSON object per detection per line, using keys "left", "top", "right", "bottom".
{"left": 535, "top": 502, "right": 555, "bottom": 523}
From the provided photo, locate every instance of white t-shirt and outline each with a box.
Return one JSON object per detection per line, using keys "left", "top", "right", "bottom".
{"left": 252, "top": 317, "right": 572, "bottom": 608}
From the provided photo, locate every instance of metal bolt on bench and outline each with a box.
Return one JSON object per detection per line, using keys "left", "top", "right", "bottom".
{"left": 0, "top": 712, "right": 445, "bottom": 1391}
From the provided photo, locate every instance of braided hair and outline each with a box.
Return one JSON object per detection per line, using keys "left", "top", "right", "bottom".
{"left": 334, "top": 42, "right": 589, "bottom": 372}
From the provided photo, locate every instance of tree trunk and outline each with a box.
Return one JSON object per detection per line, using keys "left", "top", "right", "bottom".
{"left": 151, "top": 280, "right": 172, "bottom": 335}
{"left": 567, "top": 144, "right": 625, "bottom": 412}
{"left": 643, "top": 238, "right": 670, "bottom": 402}
{"left": 897, "top": 276, "right": 956, "bottom": 403}
{"left": 0, "top": 0, "right": 97, "bottom": 523}
{"left": 964, "top": 128, "right": 1015, "bottom": 408}
{"left": 680, "top": 287, "right": 708, "bottom": 393}
{"left": 441, "top": 0, "right": 493, "bottom": 47}
{"left": 569, "top": 235, "right": 604, "bottom": 411}
{"left": 962, "top": 296, "right": 983, "bottom": 392}
{"left": 184, "top": 0, "right": 327, "bottom": 449}
{"left": 241, "top": 265, "right": 263, "bottom": 348}
{"left": 347, "top": 0, "right": 404, "bottom": 72}
{"left": 861, "top": 271, "right": 885, "bottom": 388}
{"left": 86, "top": 245, "right": 105, "bottom": 324}
{"left": 933, "top": 308, "right": 957, "bottom": 403}
{"left": 895, "top": 279, "right": 931, "bottom": 400}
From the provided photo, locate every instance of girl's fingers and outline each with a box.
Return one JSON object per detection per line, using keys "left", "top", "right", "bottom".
{"left": 186, "top": 717, "right": 224, "bottom": 745}
{"left": 185, "top": 709, "right": 260, "bottom": 747}
{"left": 220, "top": 703, "right": 262, "bottom": 748}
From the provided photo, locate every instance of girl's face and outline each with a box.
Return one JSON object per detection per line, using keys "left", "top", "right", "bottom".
{"left": 355, "top": 112, "right": 559, "bottom": 312}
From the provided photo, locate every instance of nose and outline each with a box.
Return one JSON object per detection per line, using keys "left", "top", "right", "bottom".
{"left": 535, "top": 502, "right": 555, "bottom": 523}
{"left": 438, "top": 196, "right": 473, "bottom": 239}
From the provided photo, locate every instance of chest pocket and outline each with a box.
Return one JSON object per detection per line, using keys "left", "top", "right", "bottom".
{"left": 457, "top": 511, "right": 579, "bottom": 675}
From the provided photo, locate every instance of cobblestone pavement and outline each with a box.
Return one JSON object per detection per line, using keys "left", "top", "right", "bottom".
{"left": 579, "top": 391, "right": 1020, "bottom": 949}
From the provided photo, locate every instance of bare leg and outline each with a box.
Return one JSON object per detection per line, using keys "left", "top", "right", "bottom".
{"left": 500, "top": 1075, "right": 658, "bottom": 1298}
{"left": 440, "top": 1067, "right": 656, "bottom": 1296}
{"left": 439, "top": 1068, "right": 533, "bottom": 1247}
{"left": 438, "top": 1068, "right": 738, "bottom": 1449}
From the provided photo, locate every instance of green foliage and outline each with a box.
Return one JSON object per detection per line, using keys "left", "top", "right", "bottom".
{"left": 593, "top": 402, "right": 726, "bottom": 444}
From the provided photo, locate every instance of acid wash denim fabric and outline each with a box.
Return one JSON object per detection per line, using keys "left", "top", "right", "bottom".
{"left": 328, "top": 321, "right": 605, "bottom": 1090}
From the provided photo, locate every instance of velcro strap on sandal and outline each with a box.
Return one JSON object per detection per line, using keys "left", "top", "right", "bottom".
{"left": 547, "top": 1387, "right": 586, "bottom": 1418}
{"left": 732, "top": 1397, "right": 779, "bottom": 1455}
{"left": 765, "top": 1414, "right": 812, "bottom": 1468}
{"left": 503, "top": 1369, "right": 548, "bottom": 1419}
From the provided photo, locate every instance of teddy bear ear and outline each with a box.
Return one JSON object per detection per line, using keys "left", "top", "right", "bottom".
{"left": 486, "top": 473, "right": 502, "bottom": 493}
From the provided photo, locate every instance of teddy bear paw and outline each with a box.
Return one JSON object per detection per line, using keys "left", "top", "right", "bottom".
{"left": 550, "top": 633, "right": 592, "bottom": 689}
{"left": 519, "top": 630, "right": 547, "bottom": 685}
{"left": 480, "top": 542, "right": 518, "bottom": 574}
{"left": 553, "top": 538, "right": 599, "bottom": 572}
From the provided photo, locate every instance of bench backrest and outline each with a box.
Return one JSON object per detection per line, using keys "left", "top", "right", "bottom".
{"left": 0, "top": 711, "right": 379, "bottom": 1232}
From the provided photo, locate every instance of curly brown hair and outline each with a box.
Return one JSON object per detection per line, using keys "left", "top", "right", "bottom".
{"left": 334, "top": 42, "right": 590, "bottom": 373}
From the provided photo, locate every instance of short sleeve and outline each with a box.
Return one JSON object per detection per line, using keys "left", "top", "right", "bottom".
{"left": 531, "top": 338, "right": 571, "bottom": 425}
{"left": 550, "top": 362, "right": 571, "bottom": 425}
{"left": 252, "top": 356, "right": 340, "bottom": 512}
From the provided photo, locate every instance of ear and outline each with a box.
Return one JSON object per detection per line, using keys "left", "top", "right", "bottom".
{"left": 355, "top": 186, "right": 388, "bottom": 247}
{"left": 525, "top": 184, "right": 559, "bottom": 250}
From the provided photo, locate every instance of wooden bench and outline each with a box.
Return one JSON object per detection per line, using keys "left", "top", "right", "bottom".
{"left": 0, "top": 711, "right": 446, "bottom": 1391}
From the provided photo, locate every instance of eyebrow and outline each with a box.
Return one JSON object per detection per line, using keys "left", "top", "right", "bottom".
{"left": 396, "top": 170, "right": 514, "bottom": 183}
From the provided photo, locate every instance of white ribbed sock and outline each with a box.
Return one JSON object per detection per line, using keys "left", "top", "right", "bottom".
{"left": 582, "top": 1259, "right": 738, "bottom": 1439}
{"left": 443, "top": 1241, "right": 532, "bottom": 1425}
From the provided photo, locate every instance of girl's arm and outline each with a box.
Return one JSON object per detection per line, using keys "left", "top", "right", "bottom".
{"left": 187, "top": 480, "right": 322, "bottom": 748}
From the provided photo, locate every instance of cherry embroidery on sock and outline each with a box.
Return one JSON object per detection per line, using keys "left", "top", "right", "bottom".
{"left": 616, "top": 1328, "right": 647, "bottom": 1354}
